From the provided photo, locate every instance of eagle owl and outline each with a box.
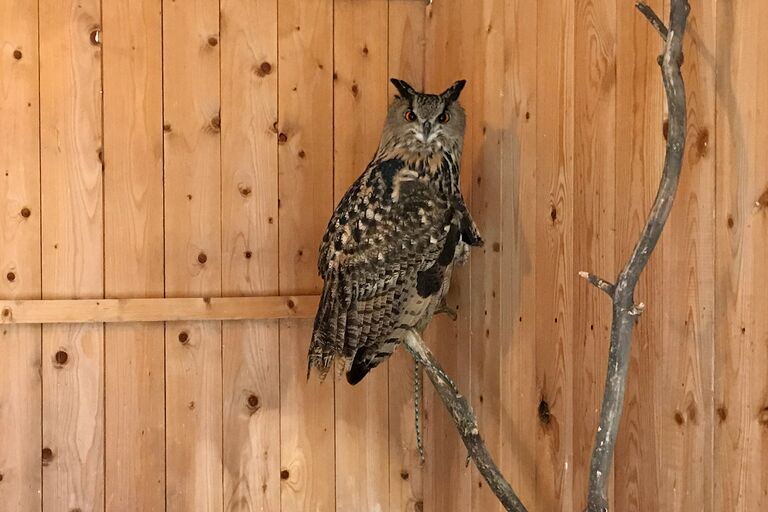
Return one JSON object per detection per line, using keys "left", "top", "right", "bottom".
{"left": 309, "top": 78, "right": 483, "bottom": 384}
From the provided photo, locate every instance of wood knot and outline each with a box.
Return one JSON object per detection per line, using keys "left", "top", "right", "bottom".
{"left": 197, "top": 252, "right": 208, "bottom": 264}
{"left": 415, "top": 501, "right": 424, "bottom": 512}
{"left": 2, "top": 308, "right": 11, "bottom": 317}
{"left": 246, "top": 394, "right": 260, "bottom": 412}
{"left": 41, "top": 447, "right": 54, "bottom": 465}
{"left": 163, "top": 124, "right": 172, "bottom": 133}
{"left": 674, "top": 410, "right": 685, "bottom": 425}
{"left": 362, "top": 46, "right": 369, "bottom": 55}
{"left": 538, "top": 399, "right": 551, "bottom": 425}
{"left": 207, "top": 36, "right": 218, "bottom": 47}
{"left": 89, "top": 28, "right": 101, "bottom": 46}
{"left": 694, "top": 127, "right": 709, "bottom": 160}
{"left": 178, "top": 331, "right": 189, "bottom": 344}
{"left": 727, "top": 215, "right": 734, "bottom": 229}
{"left": 286, "top": 299, "right": 296, "bottom": 310}
{"left": 759, "top": 407, "right": 768, "bottom": 426}
{"left": 188, "top": 401, "right": 195, "bottom": 410}
{"left": 492, "top": 242, "right": 500, "bottom": 252}
{"left": 550, "top": 207, "right": 557, "bottom": 222}
{"left": 525, "top": 111, "right": 531, "bottom": 120}
{"left": 400, "top": 470, "right": 409, "bottom": 480}
{"left": 757, "top": 187, "right": 768, "bottom": 210}
{"left": 6, "top": 272, "right": 15, "bottom": 282}
{"left": 210, "top": 115, "right": 221, "bottom": 132}
{"left": 13, "top": 49, "right": 22, "bottom": 60}
{"left": 0, "top": 471, "right": 4, "bottom": 481}
{"left": 280, "top": 469, "right": 290, "bottom": 480}
{"left": 298, "top": 150, "right": 306, "bottom": 158}
{"left": 244, "top": 251, "right": 252, "bottom": 259}
{"left": 278, "top": 133, "right": 288, "bottom": 144}
{"left": 351, "top": 83, "right": 359, "bottom": 97}
{"left": 716, "top": 405, "right": 727, "bottom": 423}
{"left": 54, "top": 350, "right": 68, "bottom": 367}
{"left": 259, "top": 62, "right": 272, "bottom": 75}
{"left": 238, "top": 183, "right": 252, "bottom": 197}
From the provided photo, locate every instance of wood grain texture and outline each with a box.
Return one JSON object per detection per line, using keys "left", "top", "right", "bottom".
{"left": 6, "top": 2, "right": 768, "bottom": 510}
{"left": 220, "top": 0, "right": 280, "bottom": 509}
{"left": 162, "top": 0, "right": 223, "bottom": 509}
{"left": 102, "top": 0, "right": 165, "bottom": 509}
{"left": 659, "top": 1, "right": 716, "bottom": 511}
{"left": 39, "top": 0, "right": 105, "bottom": 509}
{"left": 613, "top": 1, "right": 665, "bottom": 510}
{"left": 387, "top": 2, "right": 426, "bottom": 510}
{"left": 0, "top": 296, "right": 318, "bottom": 324}
{"left": 277, "top": 1, "right": 335, "bottom": 511}
{"left": 332, "top": 2, "right": 390, "bottom": 511}
{"left": 535, "top": 0, "right": 574, "bottom": 510}
{"left": 715, "top": 0, "right": 768, "bottom": 510}
{"left": 572, "top": 0, "right": 616, "bottom": 510}
{"left": 467, "top": 0, "right": 505, "bottom": 510}
{"left": 500, "top": 0, "right": 538, "bottom": 508}
{"left": 0, "top": 0, "right": 42, "bottom": 508}
{"left": 423, "top": 1, "right": 474, "bottom": 509}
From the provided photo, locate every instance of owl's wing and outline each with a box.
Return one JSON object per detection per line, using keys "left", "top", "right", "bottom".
{"left": 309, "top": 158, "right": 461, "bottom": 381}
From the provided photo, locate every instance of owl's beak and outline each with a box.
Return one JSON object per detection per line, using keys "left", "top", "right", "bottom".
{"left": 422, "top": 121, "right": 432, "bottom": 139}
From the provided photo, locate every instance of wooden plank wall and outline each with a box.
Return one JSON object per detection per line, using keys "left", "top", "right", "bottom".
{"left": 1, "top": 1, "right": 767, "bottom": 511}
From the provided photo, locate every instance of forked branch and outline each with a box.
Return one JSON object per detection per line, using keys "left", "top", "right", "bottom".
{"left": 403, "top": 330, "right": 528, "bottom": 512}
{"left": 583, "top": 1, "right": 690, "bottom": 511}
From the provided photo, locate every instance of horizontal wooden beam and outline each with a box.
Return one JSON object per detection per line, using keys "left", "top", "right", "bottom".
{"left": 0, "top": 295, "right": 320, "bottom": 325}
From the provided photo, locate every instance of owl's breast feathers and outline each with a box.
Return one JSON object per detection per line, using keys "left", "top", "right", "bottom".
{"left": 309, "top": 156, "right": 482, "bottom": 383}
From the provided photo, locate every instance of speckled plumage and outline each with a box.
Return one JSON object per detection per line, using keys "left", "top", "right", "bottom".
{"left": 309, "top": 78, "right": 483, "bottom": 384}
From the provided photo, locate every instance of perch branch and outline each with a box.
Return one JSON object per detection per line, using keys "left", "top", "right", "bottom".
{"left": 403, "top": 330, "right": 528, "bottom": 512}
{"left": 635, "top": 2, "right": 669, "bottom": 39}
{"left": 585, "top": 1, "right": 690, "bottom": 511}
{"left": 578, "top": 271, "right": 616, "bottom": 298}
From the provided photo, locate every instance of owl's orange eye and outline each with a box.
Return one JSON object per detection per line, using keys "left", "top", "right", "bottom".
{"left": 437, "top": 111, "right": 450, "bottom": 124}
{"left": 404, "top": 110, "right": 417, "bottom": 122}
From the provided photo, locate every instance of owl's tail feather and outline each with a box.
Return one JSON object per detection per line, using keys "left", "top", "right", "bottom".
{"left": 309, "top": 274, "right": 358, "bottom": 381}
{"left": 346, "top": 336, "right": 399, "bottom": 385}
{"left": 308, "top": 282, "right": 337, "bottom": 380}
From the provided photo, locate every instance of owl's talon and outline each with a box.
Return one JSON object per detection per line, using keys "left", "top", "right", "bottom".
{"left": 435, "top": 299, "right": 458, "bottom": 321}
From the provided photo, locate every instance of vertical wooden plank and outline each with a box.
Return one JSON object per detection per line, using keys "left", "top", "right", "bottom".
{"left": 423, "top": 1, "right": 476, "bottom": 509}
{"left": 613, "top": 1, "right": 665, "bottom": 510}
{"left": 277, "top": 1, "right": 334, "bottom": 511}
{"left": 39, "top": 0, "right": 105, "bottom": 509}
{"left": 387, "top": 1, "right": 425, "bottom": 510}
{"left": 715, "top": 1, "right": 767, "bottom": 510}
{"left": 572, "top": 0, "right": 616, "bottom": 510}
{"left": 659, "top": 0, "right": 716, "bottom": 510}
{"left": 332, "top": 1, "right": 390, "bottom": 511}
{"left": 500, "top": 0, "right": 538, "bottom": 508}
{"left": 162, "top": 0, "right": 222, "bottom": 509}
{"left": 467, "top": 0, "right": 505, "bottom": 510}
{"left": 0, "top": 0, "right": 42, "bottom": 509}
{"left": 220, "top": 0, "right": 280, "bottom": 509}
{"left": 102, "top": 0, "right": 165, "bottom": 509}
{"left": 535, "top": 0, "right": 574, "bottom": 510}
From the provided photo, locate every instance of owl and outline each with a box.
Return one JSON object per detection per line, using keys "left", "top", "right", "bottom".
{"left": 308, "top": 78, "right": 483, "bottom": 384}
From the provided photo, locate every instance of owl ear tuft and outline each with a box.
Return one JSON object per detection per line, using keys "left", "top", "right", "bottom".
{"left": 390, "top": 78, "right": 417, "bottom": 100}
{"left": 441, "top": 79, "right": 467, "bottom": 103}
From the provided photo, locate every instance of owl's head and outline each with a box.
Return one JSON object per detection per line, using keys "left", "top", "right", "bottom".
{"left": 381, "top": 78, "right": 467, "bottom": 153}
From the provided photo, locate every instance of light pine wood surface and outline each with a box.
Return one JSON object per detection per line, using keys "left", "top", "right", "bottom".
{"left": 0, "top": 1, "right": 765, "bottom": 511}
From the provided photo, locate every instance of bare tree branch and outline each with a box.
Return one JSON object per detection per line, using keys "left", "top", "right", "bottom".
{"left": 578, "top": 271, "right": 616, "bottom": 298}
{"left": 403, "top": 330, "right": 528, "bottom": 512}
{"left": 635, "top": 1, "right": 669, "bottom": 39}
{"left": 585, "top": 2, "right": 690, "bottom": 511}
